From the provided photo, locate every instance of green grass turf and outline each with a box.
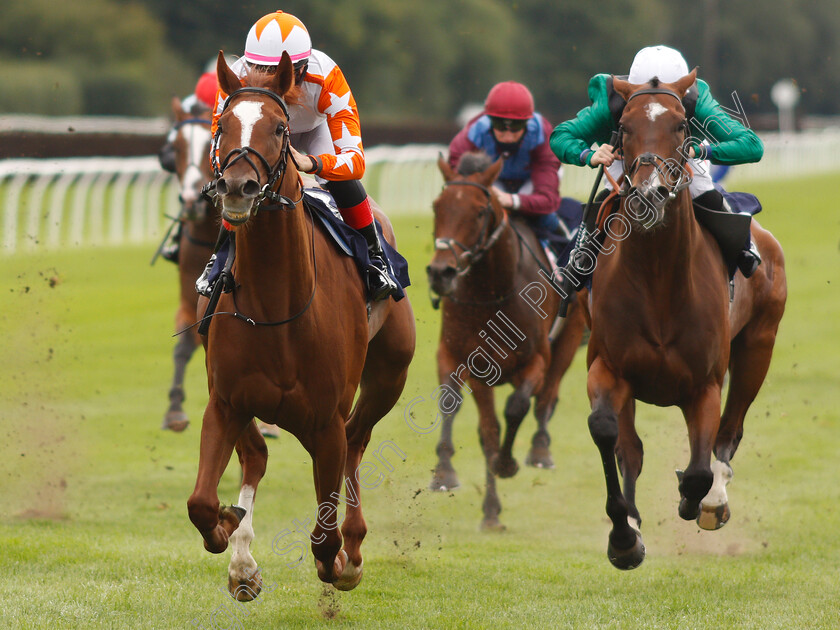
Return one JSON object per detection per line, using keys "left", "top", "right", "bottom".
{"left": 0, "top": 173, "right": 838, "bottom": 629}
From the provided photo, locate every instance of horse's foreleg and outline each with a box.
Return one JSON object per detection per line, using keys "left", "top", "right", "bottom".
{"left": 307, "top": 418, "right": 348, "bottom": 585}
{"left": 615, "top": 399, "right": 643, "bottom": 529}
{"left": 187, "top": 396, "right": 251, "bottom": 554}
{"left": 495, "top": 356, "right": 545, "bottom": 478}
{"left": 678, "top": 384, "right": 722, "bottom": 525}
{"left": 162, "top": 331, "right": 198, "bottom": 432}
{"left": 587, "top": 357, "right": 641, "bottom": 569}
{"left": 430, "top": 345, "right": 464, "bottom": 492}
{"left": 470, "top": 380, "right": 504, "bottom": 530}
{"left": 528, "top": 299, "right": 587, "bottom": 469}
{"left": 227, "top": 420, "right": 268, "bottom": 601}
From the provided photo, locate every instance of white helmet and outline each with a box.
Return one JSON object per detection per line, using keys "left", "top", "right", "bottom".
{"left": 243, "top": 11, "right": 311, "bottom": 67}
{"left": 628, "top": 45, "right": 689, "bottom": 84}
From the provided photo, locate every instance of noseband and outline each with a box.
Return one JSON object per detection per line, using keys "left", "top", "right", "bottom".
{"left": 618, "top": 87, "right": 693, "bottom": 200}
{"left": 210, "top": 87, "right": 300, "bottom": 210}
{"left": 435, "top": 180, "right": 509, "bottom": 275}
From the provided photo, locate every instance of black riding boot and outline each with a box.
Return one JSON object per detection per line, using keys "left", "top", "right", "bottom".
{"left": 358, "top": 223, "right": 399, "bottom": 301}
{"left": 694, "top": 189, "right": 761, "bottom": 278}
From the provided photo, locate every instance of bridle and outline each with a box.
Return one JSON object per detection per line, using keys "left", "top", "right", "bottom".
{"left": 617, "top": 87, "right": 693, "bottom": 200}
{"left": 209, "top": 87, "right": 302, "bottom": 211}
{"left": 434, "top": 180, "right": 509, "bottom": 276}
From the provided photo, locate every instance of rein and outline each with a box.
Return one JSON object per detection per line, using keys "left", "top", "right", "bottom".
{"left": 176, "top": 200, "right": 318, "bottom": 337}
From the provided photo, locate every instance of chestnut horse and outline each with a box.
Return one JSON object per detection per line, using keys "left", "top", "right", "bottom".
{"left": 161, "top": 100, "right": 217, "bottom": 432}
{"left": 585, "top": 70, "right": 786, "bottom": 569}
{"left": 426, "top": 154, "right": 587, "bottom": 529}
{"left": 187, "top": 51, "right": 415, "bottom": 594}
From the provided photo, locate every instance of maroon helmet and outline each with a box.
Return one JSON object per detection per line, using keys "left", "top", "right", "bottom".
{"left": 484, "top": 82, "right": 534, "bottom": 120}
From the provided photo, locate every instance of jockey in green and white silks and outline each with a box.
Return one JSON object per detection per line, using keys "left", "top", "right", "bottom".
{"left": 550, "top": 45, "right": 763, "bottom": 281}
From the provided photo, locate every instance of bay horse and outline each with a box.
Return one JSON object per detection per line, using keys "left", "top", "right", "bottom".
{"left": 186, "top": 51, "right": 415, "bottom": 594}
{"left": 161, "top": 98, "right": 217, "bottom": 432}
{"left": 426, "top": 153, "right": 587, "bottom": 529}
{"left": 585, "top": 70, "right": 786, "bottom": 569}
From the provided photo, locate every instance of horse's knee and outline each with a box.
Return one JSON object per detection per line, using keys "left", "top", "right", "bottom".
{"left": 588, "top": 408, "right": 618, "bottom": 447}
{"left": 504, "top": 391, "right": 531, "bottom": 422}
{"left": 174, "top": 335, "right": 197, "bottom": 362}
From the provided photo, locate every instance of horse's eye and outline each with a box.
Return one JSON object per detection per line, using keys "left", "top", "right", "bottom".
{"left": 275, "top": 123, "right": 286, "bottom": 135}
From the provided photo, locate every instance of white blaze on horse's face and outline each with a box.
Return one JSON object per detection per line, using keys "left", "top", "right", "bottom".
{"left": 232, "top": 100, "right": 265, "bottom": 148}
{"left": 179, "top": 123, "right": 211, "bottom": 207}
{"left": 645, "top": 102, "right": 668, "bottom": 122}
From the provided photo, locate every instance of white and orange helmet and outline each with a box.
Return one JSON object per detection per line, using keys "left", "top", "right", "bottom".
{"left": 243, "top": 11, "right": 311, "bottom": 67}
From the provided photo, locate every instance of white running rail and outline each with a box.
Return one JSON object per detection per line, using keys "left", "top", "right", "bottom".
{"left": 2, "top": 130, "right": 838, "bottom": 254}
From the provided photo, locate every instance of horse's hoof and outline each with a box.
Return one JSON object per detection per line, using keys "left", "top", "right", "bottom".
{"left": 491, "top": 454, "right": 519, "bottom": 479}
{"left": 678, "top": 497, "right": 701, "bottom": 521}
{"left": 228, "top": 568, "right": 263, "bottom": 601}
{"left": 258, "top": 422, "right": 280, "bottom": 439}
{"left": 480, "top": 518, "right": 506, "bottom": 532}
{"left": 697, "top": 502, "right": 731, "bottom": 531}
{"left": 333, "top": 556, "right": 363, "bottom": 591}
{"left": 225, "top": 504, "right": 247, "bottom": 523}
{"left": 608, "top": 532, "right": 645, "bottom": 570}
{"left": 429, "top": 466, "right": 460, "bottom": 492}
{"left": 316, "top": 549, "right": 347, "bottom": 585}
{"left": 525, "top": 447, "right": 555, "bottom": 470}
{"left": 162, "top": 411, "right": 189, "bottom": 432}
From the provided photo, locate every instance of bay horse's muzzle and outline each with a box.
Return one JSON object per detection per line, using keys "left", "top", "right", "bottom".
{"left": 216, "top": 176, "right": 262, "bottom": 225}
{"left": 426, "top": 260, "right": 459, "bottom": 296}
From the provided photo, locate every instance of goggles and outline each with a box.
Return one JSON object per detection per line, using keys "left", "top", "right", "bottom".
{"left": 489, "top": 117, "right": 528, "bottom": 132}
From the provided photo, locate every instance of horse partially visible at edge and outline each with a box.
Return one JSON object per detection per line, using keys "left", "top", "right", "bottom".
{"left": 583, "top": 70, "right": 786, "bottom": 569}
{"left": 161, "top": 99, "right": 218, "bottom": 432}
{"left": 426, "top": 153, "right": 587, "bottom": 529}
{"left": 186, "top": 51, "right": 416, "bottom": 595}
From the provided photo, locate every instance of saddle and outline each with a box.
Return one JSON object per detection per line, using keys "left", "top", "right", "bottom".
{"left": 302, "top": 188, "right": 410, "bottom": 300}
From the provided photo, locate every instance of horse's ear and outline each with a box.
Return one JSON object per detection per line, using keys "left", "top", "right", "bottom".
{"left": 216, "top": 50, "right": 241, "bottom": 97}
{"left": 271, "top": 51, "right": 294, "bottom": 98}
{"left": 612, "top": 75, "right": 635, "bottom": 101}
{"left": 438, "top": 153, "right": 458, "bottom": 182}
{"left": 172, "top": 96, "right": 185, "bottom": 120}
{"left": 671, "top": 67, "right": 698, "bottom": 97}
{"left": 479, "top": 157, "right": 504, "bottom": 187}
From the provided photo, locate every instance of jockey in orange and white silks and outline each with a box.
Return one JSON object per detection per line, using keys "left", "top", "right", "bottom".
{"left": 210, "top": 15, "right": 364, "bottom": 182}
{"left": 205, "top": 10, "right": 398, "bottom": 301}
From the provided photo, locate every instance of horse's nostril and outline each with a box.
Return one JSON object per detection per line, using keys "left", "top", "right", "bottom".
{"left": 656, "top": 186, "right": 670, "bottom": 201}
{"left": 242, "top": 180, "right": 261, "bottom": 197}
{"left": 216, "top": 178, "right": 229, "bottom": 195}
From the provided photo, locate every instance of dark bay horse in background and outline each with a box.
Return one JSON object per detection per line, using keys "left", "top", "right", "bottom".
{"left": 585, "top": 70, "right": 786, "bottom": 569}
{"left": 161, "top": 99, "right": 217, "bottom": 432}
{"left": 426, "top": 154, "right": 587, "bottom": 529}
{"left": 187, "top": 51, "right": 415, "bottom": 595}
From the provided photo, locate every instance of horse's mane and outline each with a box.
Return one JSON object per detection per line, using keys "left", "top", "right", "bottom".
{"left": 649, "top": 77, "right": 661, "bottom": 88}
{"left": 244, "top": 68, "right": 304, "bottom": 107}
{"left": 457, "top": 151, "right": 494, "bottom": 176}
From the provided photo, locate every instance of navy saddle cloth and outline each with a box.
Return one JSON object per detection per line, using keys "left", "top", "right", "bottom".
{"left": 302, "top": 188, "right": 410, "bottom": 300}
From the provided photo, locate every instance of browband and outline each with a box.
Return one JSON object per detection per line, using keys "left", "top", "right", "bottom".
{"left": 221, "top": 87, "right": 289, "bottom": 118}
{"left": 627, "top": 87, "right": 683, "bottom": 104}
